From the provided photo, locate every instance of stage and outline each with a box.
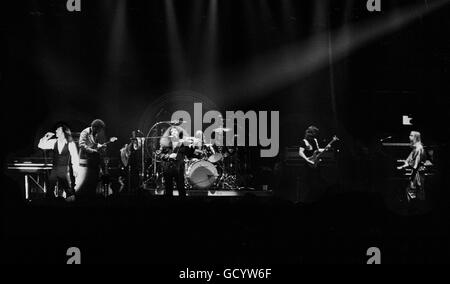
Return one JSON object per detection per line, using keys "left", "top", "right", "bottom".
{"left": 2, "top": 0, "right": 450, "bottom": 265}
{"left": 143, "top": 188, "right": 274, "bottom": 197}
{"left": 2, "top": 189, "right": 448, "bottom": 264}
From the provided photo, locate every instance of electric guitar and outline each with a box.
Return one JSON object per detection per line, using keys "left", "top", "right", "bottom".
{"left": 97, "top": 137, "right": 118, "bottom": 153}
{"left": 74, "top": 137, "right": 118, "bottom": 193}
{"left": 101, "top": 137, "right": 118, "bottom": 147}
{"left": 308, "top": 136, "right": 339, "bottom": 168}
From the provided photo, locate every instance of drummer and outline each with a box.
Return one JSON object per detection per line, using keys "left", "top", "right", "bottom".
{"left": 192, "top": 130, "right": 205, "bottom": 149}
{"left": 212, "top": 129, "right": 230, "bottom": 157}
{"left": 189, "top": 130, "right": 213, "bottom": 160}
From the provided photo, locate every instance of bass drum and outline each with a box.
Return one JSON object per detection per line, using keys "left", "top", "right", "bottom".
{"left": 186, "top": 160, "right": 219, "bottom": 190}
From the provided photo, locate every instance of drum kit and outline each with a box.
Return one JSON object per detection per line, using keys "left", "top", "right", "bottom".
{"left": 140, "top": 123, "right": 241, "bottom": 191}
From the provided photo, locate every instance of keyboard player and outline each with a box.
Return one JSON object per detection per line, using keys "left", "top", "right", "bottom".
{"left": 397, "top": 131, "right": 427, "bottom": 202}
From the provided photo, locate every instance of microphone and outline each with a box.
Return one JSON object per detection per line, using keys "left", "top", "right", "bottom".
{"left": 159, "top": 119, "right": 187, "bottom": 126}
{"left": 380, "top": 136, "right": 393, "bottom": 143}
{"left": 169, "top": 119, "right": 187, "bottom": 126}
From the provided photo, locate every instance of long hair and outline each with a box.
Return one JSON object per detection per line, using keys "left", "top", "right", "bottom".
{"left": 91, "top": 119, "right": 106, "bottom": 130}
{"left": 411, "top": 131, "right": 422, "bottom": 146}
{"left": 159, "top": 126, "right": 189, "bottom": 148}
{"left": 304, "top": 126, "right": 320, "bottom": 140}
{"left": 55, "top": 122, "right": 73, "bottom": 143}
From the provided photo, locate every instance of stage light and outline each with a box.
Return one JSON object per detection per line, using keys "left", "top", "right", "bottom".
{"left": 164, "top": 0, "right": 187, "bottom": 86}
{"left": 200, "top": 0, "right": 219, "bottom": 88}
{"left": 106, "top": 0, "right": 128, "bottom": 76}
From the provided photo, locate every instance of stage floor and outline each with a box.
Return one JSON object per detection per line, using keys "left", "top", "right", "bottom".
{"left": 142, "top": 188, "right": 274, "bottom": 197}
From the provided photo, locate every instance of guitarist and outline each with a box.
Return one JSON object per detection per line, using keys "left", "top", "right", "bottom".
{"left": 75, "top": 119, "right": 108, "bottom": 198}
{"left": 298, "top": 126, "right": 324, "bottom": 203}
{"left": 299, "top": 126, "right": 323, "bottom": 166}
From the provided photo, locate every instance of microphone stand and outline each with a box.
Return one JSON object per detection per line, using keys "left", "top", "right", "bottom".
{"left": 143, "top": 121, "right": 182, "bottom": 190}
{"left": 43, "top": 148, "right": 49, "bottom": 197}
{"left": 141, "top": 138, "right": 145, "bottom": 190}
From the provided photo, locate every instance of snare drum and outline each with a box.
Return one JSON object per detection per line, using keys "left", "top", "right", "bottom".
{"left": 185, "top": 160, "right": 219, "bottom": 190}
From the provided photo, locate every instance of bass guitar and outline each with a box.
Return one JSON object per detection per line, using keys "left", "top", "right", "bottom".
{"left": 308, "top": 136, "right": 339, "bottom": 168}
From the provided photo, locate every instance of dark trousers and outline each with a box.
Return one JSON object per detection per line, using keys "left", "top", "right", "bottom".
{"left": 163, "top": 164, "right": 186, "bottom": 197}
{"left": 75, "top": 164, "right": 100, "bottom": 198}
{"left": 298, "top": 164, "right": 325, "bottom": 203}
{"left": 48, "top": 166, "right": 74, "bottom": 198}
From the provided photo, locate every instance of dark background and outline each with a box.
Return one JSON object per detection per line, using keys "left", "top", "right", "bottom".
{"left": 1, "top": 0, "right": 449, "bottom": 264}
{"left": 3, "top": 0, "right": 450, "bottom": 154}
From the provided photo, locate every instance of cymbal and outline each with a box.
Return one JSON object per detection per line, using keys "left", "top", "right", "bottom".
{"left": 213, "top": 127, "right": 232, "bottom": 133}
{"left": 155, "top": 136, "right": 196, "bottom": 140}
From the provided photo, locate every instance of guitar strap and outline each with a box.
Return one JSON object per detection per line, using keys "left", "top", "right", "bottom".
{"left": 314, "top": 138, "right": 320, "bottom": 150}
{"left": 303, "top": 139, "right": 311, "bottom": 149}
{"left": 303, "top": 139, "right": 320, "bottom": 151}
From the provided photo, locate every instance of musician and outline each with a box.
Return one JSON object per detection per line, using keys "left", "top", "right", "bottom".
{"left": 191, "top": 130, "right": 213, "bottom": 159}
{"left": 75, "top": 119, "right": 107, "bottom": 197}
{"left": 120, "top": 131, "right": 145, "bottom": 166}
{"left": 298, "top": 126, "right": 324, "bottom": 203}
{"left": 211, "top": 130, "right": 231, "bottom": 160}
{"left": 193, "top": 130, "right": 204, "bottom": 148}
{"left": 397, "top": 131, "right": 427, "bottom": 202}
{"left": 158, "top": 126, "right": 189, "bottom": 197}
{"left": 120, "top": 130, "right": 145, "bottom": 192}
{"left": 299, "top": 126, "right": 323, "bottom": 166}
{"left": 38, "top": 123, "right": 79, "bottom": 200}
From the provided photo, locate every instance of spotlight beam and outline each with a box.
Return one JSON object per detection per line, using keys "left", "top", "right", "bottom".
{"left": 200, "top": 0, "right": 219, "bottom": 87}
{"left": 188, "top": 0, "right": 205, "bottom": 74}
{"left": 215, "top": 0, "right": 450, "bottom": 103}
{"left": 164, "top": 0, "right": 187, "bottom": 86}
{"left": 106, "top": 0, "right": 128, "bottom": 77}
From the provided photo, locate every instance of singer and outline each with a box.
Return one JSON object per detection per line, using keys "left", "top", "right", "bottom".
{"left": 38, "top": 122, "right": 79, "bottom": 201}
{"left": 157, "top": 126, "right": 190, "bottom": 197}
